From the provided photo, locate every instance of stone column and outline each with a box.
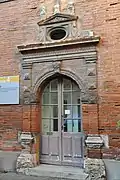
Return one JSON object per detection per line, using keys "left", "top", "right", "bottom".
{"left": 16, "top": 63, "right": 38, "bottom": 173}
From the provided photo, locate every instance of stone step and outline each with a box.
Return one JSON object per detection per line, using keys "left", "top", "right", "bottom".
{"left": 23, "top": 164, "right": 89, "bottom": 180}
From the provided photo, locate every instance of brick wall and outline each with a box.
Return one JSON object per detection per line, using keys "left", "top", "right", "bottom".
{"left": 0, "top": 0, "right": 120, "bottom": 155}
{"left": 0, "top": 105, "right": 22, "bottom": 151}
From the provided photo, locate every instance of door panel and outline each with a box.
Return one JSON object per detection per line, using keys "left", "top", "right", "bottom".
{"left": 49, "top": 136, "right": 59, "bottom": 155}
{"left": 63, "top": 136, "right": 72, "bottom": 157}
{"left": 62, "top": 133, "right": 83, "bottom": 166}
{"left": 41, "top": 134, "right": 60, "bottom": 163}
{"left": 40, "top": 77, "right": 83, "bottom": 167}
{"left": 72, "top": 136, "right": 83, "bottom": 157}
{"left": 41, "top": 135, "right": 49, "bottom": 155}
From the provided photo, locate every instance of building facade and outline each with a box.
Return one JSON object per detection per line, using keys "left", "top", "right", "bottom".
{"left": 0, "top": 0, "right": 120, "bottom": 168}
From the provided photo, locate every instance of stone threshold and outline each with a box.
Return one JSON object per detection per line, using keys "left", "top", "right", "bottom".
{"left": 18, "top": 164, "right": 88, "bottom": 180}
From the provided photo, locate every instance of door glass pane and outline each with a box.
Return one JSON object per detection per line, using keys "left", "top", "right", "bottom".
{"left": 72, "top": 81, "right": 79, "bottom": 91}
{"left": 64, "top": 105, "right": 72, "bottom": 118}
{"left": 63, "top": 79, "right": 71, "bottom": 90}
{"left": 63, "top": 92, "right": 71, "bottom": 104}
{"left": 50, "top": 92, "right": 58, "bottom": 104}
{"left": 42, "top": 118, "right": 50, "bottom": 134}
{"left": 63, "top": 119, "right": 81, "bottom": 132}
{"left": 44, "top": 84, "right": 50, "bottom": 92}
{"left": 42, "top": 93, "right": 49, "bottom": 104}
{"left": 72, "top": 92, "right": 80, "bottom": 104}
{"left": 72, "top": 105, "right": 81, "bottom": 118}
{"left": 51, "top": 105, "right": 58, "bottom": 118}
{"left": 63, "top": 119, "right": 72, "bottom": 132}
{"left": 42, "top": 106, "right": 51, "bottom": 118}
{"left": 73, "top": 119, "right": 81, "bottom": 132}
{"left": 42, "top": 118, "right": 58, "bottom": 134}
{"left": 53, "top": 119, "right": 58, "bottom": 131}
{"left": 51, "top": 79, "right": 58, "bottom": 91}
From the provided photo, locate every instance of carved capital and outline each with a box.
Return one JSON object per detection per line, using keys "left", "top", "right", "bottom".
{"left": 85, "top": 135, "right": 104, "bottom": 149}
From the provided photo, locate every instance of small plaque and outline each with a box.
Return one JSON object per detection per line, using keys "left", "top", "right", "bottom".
{"left": 65, "top": 110, "right": 70, "bottom": 115}
{"left": 47, "top": 132, "right": 53, "bottom": 135}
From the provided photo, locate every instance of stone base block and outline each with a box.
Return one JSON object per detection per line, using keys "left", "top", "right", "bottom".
{"left": 84, "top": 158, "right": 106, "bottom": 180}
{"left": 88, "top": 149, "right": 102, "bottom": 158}
{"left": 16, "top": 152, "right": 36, "bottom": 173}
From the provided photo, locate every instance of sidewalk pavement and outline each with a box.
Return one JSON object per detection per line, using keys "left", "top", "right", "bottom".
{"left": 0, "top": 173, "right": 64, "bottom": 180}
{"left": 0, "top": 159, "right": 120, "bottom": 180}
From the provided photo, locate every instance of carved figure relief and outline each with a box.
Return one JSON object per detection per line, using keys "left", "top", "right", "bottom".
{"left": 53, "top": 3, "right": 60, "bottom": 14}
{"left": 40, "top": 5, "right": 47, "bottom": 19}
{"left": 67, "top": 0, "right": 75, "bottom": 15}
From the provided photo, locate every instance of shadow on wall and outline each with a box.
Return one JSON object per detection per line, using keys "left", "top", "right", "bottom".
{"left": 0, "top": 151, "right": 20, "bottom": 172}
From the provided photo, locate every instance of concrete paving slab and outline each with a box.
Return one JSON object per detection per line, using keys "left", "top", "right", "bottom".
{"left": 104, "top": 159, "right": 120, "bottom": 180}
{"left": 0, "top": 151, "right": 20, "bottom": 172}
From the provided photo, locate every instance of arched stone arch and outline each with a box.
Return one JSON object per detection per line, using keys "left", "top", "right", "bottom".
{"left": 33, "top": 69, "right": 86, "bottom": 96}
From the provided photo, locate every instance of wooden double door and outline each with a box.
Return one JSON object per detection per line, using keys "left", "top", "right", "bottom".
{"left": 40, "top": 77, "right": 84, "bottom": 167}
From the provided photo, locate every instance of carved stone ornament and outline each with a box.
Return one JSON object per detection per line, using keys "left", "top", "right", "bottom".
{"left": 87, "top": 68, "right": 96, "bottom": 76}
{"left": 23, "top": 97, "right": 30, "bottom": 105}
{"left": 52, "top": 61, "right": 61, "bottom": 73}
{"left": 85, "top": 135, "right": 104, "bottom": 149}
{"left": 23, "top": 73, "right": 30, "bottom": 80}
{"left": 53, "top": 3, "right": 60, "bottom": 14}
{"left": 19, "top": 132, "right": 34, "bottom": 145}
{"left": 88, "top": 83, "right": 96, "bottom": 90}
{"left": 40, "top": 5, "right": 47, "bottom": 19}
{"left": 67, "top": 0, "right": 75, "bottom": 15}
{"left": 23, "top": 86, "right": 30, "bottom": 92}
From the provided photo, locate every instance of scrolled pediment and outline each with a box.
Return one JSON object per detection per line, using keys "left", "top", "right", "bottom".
{"left": 38, "top": 13, "right": 78, "bottom": 26}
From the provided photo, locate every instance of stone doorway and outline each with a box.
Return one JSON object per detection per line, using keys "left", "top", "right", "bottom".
{"left": 40, "top": 76, "right": 84, "bottom": 167}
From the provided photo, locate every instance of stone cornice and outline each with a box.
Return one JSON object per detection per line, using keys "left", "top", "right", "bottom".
{"left": 17, "top": 36, "right": 100, "bottom": 54}
{"left": 0, "top": 0, "right": 15, "bottom": 3}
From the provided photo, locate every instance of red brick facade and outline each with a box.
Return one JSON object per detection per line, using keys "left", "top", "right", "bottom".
{"left": 0, "top": 0, "right": 120, "bottom": 161}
